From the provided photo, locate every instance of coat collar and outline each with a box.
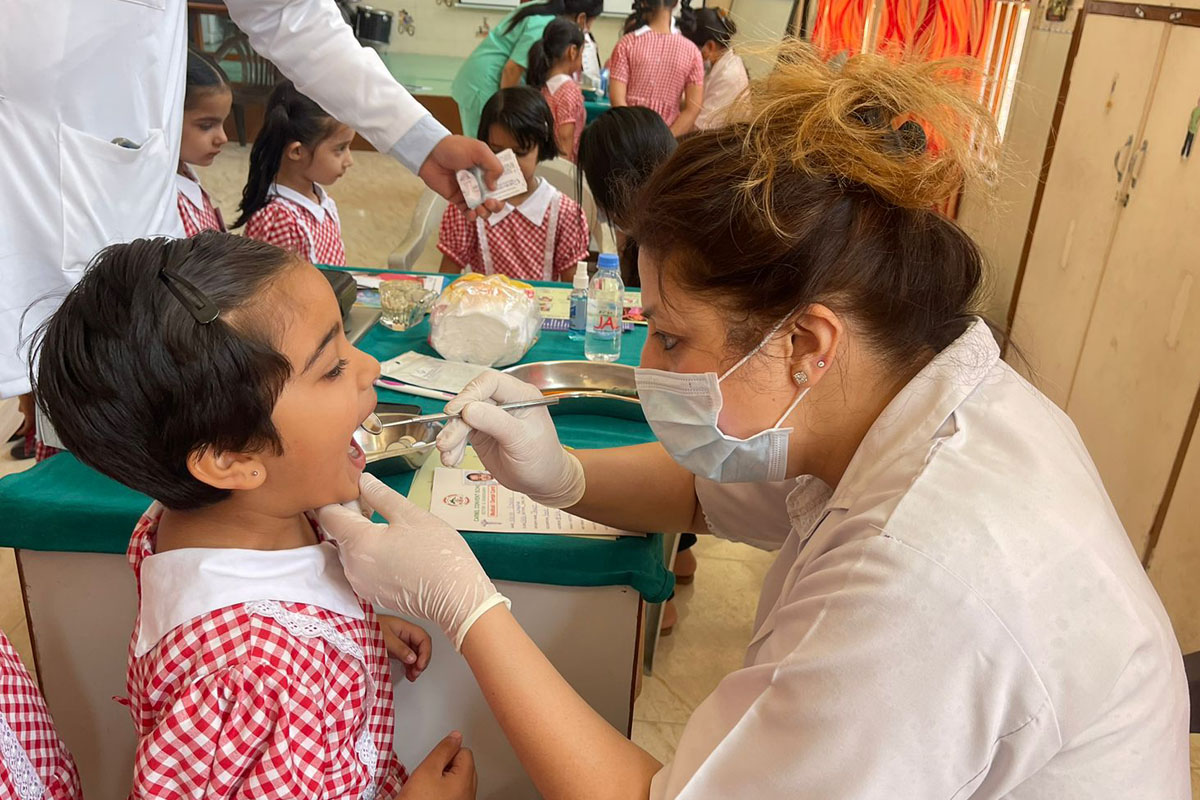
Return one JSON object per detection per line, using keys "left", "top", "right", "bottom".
{"left": 826, "top": 318, "right": 1001, "bottom": 511}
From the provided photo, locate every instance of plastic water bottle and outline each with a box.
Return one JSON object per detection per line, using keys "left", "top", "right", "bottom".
{"left": 568, "top": 261, "right": 589, "bottom": 342}
{"left": 585, "top": 253, "right": 623, "bottom": 362}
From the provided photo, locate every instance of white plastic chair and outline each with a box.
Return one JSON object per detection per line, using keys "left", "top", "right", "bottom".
{"left": 535, "top": 157, "right": 604, "bottom": 253}
{"left": 388, "top": 188, "right": 450, "bottom": 271}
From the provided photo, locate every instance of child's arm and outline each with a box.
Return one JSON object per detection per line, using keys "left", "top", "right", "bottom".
{"left": 440, "top": 254, "right": 465, "bottom": 274}
{"left": 609, "top": 80, "right": 628, "bottom": 108}
{"left": 670, "top": 84, "right": 704, "bottom": 137}
{"left": 436, "top": 205, "right": 474, "bottom": 274}
{"left": 500, "top": 59, "right": 526, "bottom": 89}
{"left": 555, "top": 123, "right": 576, "bottom": 160}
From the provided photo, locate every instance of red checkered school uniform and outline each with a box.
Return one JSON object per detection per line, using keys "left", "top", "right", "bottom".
{"left": 541, "top": 75, "right": 586, "bottom": 163}
{"left": 176, "top": 165, "right": 225, "bottom": 237}
{"left": 124, "top": 504, "right": 406, "bottom": 800}
{"left": 608, "top": 25, "right": 704, "bottom": 127}
{"left": 0, "top": 631, "right": 82, "bottom": 800}
{"left": 438, "top": 178, "right": 589, "bottom": 281}
{"left": 245, "top": 183, "right": 346, "bottom": 266}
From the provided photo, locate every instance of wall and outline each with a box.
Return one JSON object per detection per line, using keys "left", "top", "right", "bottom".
{"left": 955, "top": 1, "right": 1078, "bottom": 324}
{"left": 365, "top": 0, "right": 792, "bottom": 76}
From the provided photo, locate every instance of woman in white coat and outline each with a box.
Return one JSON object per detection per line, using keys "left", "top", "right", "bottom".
{"left": 0, "top": 0, "right": 499, "bottom": 405}
{"left": 319, "top": 48, "right": 1190, "bottom": 800}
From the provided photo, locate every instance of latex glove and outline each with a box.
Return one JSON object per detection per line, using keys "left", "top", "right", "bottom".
{"left": 436, "top": 371, "right": 586, "bottom": 509}
{"left": 317, "top": 473, "right": 510, "bottom": 651}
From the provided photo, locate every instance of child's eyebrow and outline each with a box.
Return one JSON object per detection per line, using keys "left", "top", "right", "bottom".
{"left": 301, "top": 322, "right": 342, "bottom": 374}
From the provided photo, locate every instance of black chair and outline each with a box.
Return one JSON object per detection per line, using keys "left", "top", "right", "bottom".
{"left": 212, "top": 29, "right": 282, "bottom": 146}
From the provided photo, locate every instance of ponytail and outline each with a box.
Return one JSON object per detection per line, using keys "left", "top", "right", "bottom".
{"left": 505, "top": 0, "right": 601, "bottom": 33}
{"left": 184, "top": 48, "right": 229, "bottom": 110}
{"left": 623, "top": 0, "right": 673, "bottom": 34}
{"left": 233, "top": 81, "right": 335, "bottom": 228}
{"left": 527, "top": 18, "right": 586, "bottom": 89}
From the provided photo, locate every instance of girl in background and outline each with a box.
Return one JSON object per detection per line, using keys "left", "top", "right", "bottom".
{"left": 609, "top": 0, "right": 705, "bottom": 136}
{"left": 527, "top": 19, "right": 586, "bottom": 163}
{"left": 451, "top": 0, "right": 603, "bottom": 144}
{"left": 439, "top": 87, "right": 589, "bottom": 281}
{"left": 576, "top": 106, "right": 676, "bottom": 287}
{"left": 235, "top": 81, "right": 354, "bottom": 266}
{"left": 177, "top": 50, "right": 232, "bottom": 236}
{"left": 679, "top": 4, "right": 748, "bottom": 130}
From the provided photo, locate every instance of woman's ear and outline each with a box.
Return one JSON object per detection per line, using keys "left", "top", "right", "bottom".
{"left": 787, "top": 304, "right": 842, "bottom": 384}
{"left": 188, "top": 446, "right": 268, "bottom": 492}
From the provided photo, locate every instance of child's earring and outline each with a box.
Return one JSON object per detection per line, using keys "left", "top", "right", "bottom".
{"left": 793, "top": 371, "right": 808, "bottom": 385}
{"left": 252, "top": 470, "right": 260, "bottom": 477}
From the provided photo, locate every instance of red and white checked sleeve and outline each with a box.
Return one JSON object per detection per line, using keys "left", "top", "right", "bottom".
{"left": 608, "top": 36, "right": 632, "bottom": 84}
{"left": 245, "top": 204, "right": 306, "bottom": 258}
{"left": 437, "top": 203, "right": 479, "bottom": 271}
{"left": 132, "top": 661, "right": 323, "bottom": 800}
{"left": 686, "top": 45, "right": 705, "bottom": 87}
{"left": 553, "top": 197, "right": 591, "bottom": 279}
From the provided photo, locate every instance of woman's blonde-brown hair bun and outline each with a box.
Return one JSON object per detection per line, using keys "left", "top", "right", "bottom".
{"left": 740, "top": 44, "right": 999, "bottom": 216}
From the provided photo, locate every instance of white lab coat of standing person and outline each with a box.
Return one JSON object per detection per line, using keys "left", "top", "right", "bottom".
{"left": 0, "top": 0, "right": 488, "bottom": 402}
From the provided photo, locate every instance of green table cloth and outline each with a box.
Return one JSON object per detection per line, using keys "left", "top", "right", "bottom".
{"left": 0, "top": 272, "right": 672, "bottom": 602}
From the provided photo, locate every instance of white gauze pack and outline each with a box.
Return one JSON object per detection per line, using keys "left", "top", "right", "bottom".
{"left": 428, "top": 274, "right": 542, "bottom": 367}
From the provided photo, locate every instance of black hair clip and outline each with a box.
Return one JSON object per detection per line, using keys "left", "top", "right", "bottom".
{"left": 159, "top": 243, "right": 219, "bottom": 324}
{"left": 851, "top": 106, "right": 927, "bottom": 155}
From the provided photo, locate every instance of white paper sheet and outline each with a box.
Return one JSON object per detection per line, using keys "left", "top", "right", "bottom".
{"left": 429, "top": 468, "right": 643, "bottom": 537}
{"left": 380, "top": 352, "right": 489, "bottom": 393}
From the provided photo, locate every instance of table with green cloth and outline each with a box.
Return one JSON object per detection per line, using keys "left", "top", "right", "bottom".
{"left": 0, "top": 272, "right": 672, "bottom": 604}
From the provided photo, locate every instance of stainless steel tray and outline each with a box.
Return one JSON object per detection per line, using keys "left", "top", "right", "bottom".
{"left": 503, "top": 361, "right": 643, "bottom": 421}
{"left": 354, "top": 412, "right": 442, "bottom": 476}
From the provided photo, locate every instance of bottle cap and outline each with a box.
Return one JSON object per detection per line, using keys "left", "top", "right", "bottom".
{"left": 573, "top": 261, "right": 589, "bottom": 290}
{"left": 597, "top": 253, "right": 619, "bottom": 271}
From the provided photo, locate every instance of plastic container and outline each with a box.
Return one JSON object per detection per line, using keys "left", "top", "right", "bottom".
{"left": 585, "top": 253, "right": 623, "bottom": 362}
{"left": 568, "top": 261, "right": 589, "bottom": 342}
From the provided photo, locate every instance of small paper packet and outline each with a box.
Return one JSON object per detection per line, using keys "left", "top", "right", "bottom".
{"left": 455, "top": 149, "right": 527, "bottom": 209}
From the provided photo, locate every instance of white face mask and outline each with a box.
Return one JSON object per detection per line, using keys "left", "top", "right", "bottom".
{"left": 634, "top": 317, "right": 809, "bottom": 483}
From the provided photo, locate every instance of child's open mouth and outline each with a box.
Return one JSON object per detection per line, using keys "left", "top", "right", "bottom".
{"left": 348, "top": 437, "right": 367, "bottom": 471}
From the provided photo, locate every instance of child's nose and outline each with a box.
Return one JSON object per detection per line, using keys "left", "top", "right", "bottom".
{"left": 214, "top": 128, "right": 228, "bottom": 147}
{"left": 356, "top": 348, "right": 380, "bottom": 388}
{"left": 345, "top": 151, "right": 354, "bottom": 168}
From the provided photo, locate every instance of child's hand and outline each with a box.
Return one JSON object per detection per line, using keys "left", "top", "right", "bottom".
{"left": 395, "top": 732, "right": 477, "bottom": 800}
{"left": 379, "top": 615, "right": 432, "bottom": 682}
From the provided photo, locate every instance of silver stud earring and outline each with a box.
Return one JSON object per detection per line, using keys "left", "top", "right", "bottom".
{"left": 793, "top": 371, "right": 809, "bottom": 385}
{"left": 817, "top": 359, "right": 826, "bottom": 369}
{"left": 252, "top": 470, "right": 259, "bottom": 477}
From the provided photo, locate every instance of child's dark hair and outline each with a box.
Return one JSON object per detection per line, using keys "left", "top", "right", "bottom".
{"left": 234, "top": 81, "right": 337, "bottom": 228}
{"left": 31, "top": 233, "right": 300, "bottom": 510}
{"left": 504, "top": 0, "right": 603, "bottom": 33}
{"left": 578, "top": 106, "right": 677, "bottom": 226}
{"left": 678, "top": 3, "right": 737, "bottom": 48}
{"left": 478, "top": 87, "right": 558, "bottom": 161}
{"left": 527, "top": 19, "right": 585, "bottom": 89}
{"left": 624, "top": 0, "right": 678, "bottom": 34}
{"left": 184, "top": 49, "right": 230, "bottom": 110}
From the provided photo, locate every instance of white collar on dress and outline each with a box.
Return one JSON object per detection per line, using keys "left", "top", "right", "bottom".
{"left": 175, "top": 165, "right": 206, "bottom": 209}
{"left": 270, "top": 182, "right": 335, "bottom": 222}
{"left": 485, "top": 177, "right": 556, "bottom": 227}
{"left": 633, "top": 19, "right": 679, "bottom": 35}
{"left": 133, "top": 519, "right": 364, "bottom": 657}
{"left": 546, "top": 74, "right": 573, "bottom": 94}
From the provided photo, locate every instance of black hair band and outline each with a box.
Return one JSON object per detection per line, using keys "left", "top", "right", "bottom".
{"left": 159, "top": 242, "right": 219, "bottom": 324}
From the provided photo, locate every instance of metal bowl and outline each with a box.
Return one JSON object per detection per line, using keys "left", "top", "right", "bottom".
{"left": 503, "top": 361, "right": 643, "bottom": 421}
{"left": 353, "top": 412, "right": 443, "bottom": 476}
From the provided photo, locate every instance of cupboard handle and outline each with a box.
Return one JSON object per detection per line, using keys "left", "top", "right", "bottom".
{"left": 1130, "top": 139, "right": 1148, "bottom": 189}
{"left": 1165, "top": 273, "right": 1192, "bottom": 350}
{"left": 1114, "top": 134, "right": 1134, "bottom": 182}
